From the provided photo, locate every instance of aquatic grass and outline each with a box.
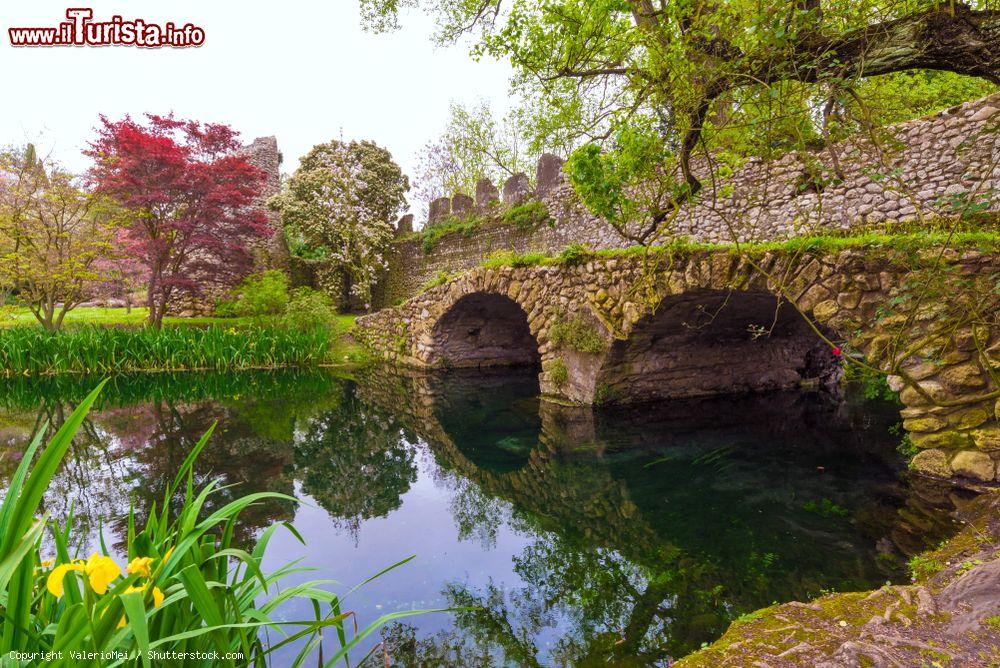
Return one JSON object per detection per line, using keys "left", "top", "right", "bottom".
{"left": 0, "top": 383, "right": 444, "bottom": 666}
{"left": 0, "top": 325, "right": 333, "bottom": 376}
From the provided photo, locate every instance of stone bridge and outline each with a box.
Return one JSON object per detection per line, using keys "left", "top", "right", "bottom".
{"left": 357, "top": 245, "right": 1000, "bottom": 485}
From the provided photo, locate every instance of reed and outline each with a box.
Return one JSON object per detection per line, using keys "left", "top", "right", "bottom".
{"left": 0, "top": 325, "right": 332, "bottom": 376}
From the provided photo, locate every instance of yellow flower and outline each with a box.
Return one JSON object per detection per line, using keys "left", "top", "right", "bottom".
{"left": 152, "top": 586, "right": 164, "bottom": 607}
{"left": 40, "top": 558, "right": 54, "bottom": 569}
{"left": 126, "top": 556, "right": 153, "bottom": 578}
{"left": 84, "top": 553, "right": 122, "bottom": 595}
{"left": 46, "top": 562, "right": 84, "bottom": 597}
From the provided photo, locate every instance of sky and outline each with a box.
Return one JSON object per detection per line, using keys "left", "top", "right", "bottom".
{"left": 0, "top": 0, "right": 514, "bottom": 214}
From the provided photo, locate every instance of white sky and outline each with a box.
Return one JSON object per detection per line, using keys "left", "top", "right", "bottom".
{"left": 0, "top": 1, "right": 513, "bottom": 213}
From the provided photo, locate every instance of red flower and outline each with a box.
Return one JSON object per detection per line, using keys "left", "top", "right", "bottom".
{"left": 831, "top": 346, "right": 842, "bottom": 356}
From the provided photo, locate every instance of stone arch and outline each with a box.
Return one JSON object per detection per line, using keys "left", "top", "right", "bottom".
{"left": 426, "top": 291, "right": 542, "bottom": 370}
{"left": 591, "top": 288, "right": 839, "bottom": 404}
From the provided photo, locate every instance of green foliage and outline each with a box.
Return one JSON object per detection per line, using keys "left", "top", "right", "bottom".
{"left": 908, "top": 554, "right": 944, "bottom": 581}
{"left": 501, "top": 201, "right": 552, "bottom": 230}
{"left": 549, "top": 358, "right": 568, "bottom": 386}
{"left": 549, "top": 313, "right": 605, "bottom": 354}
{"left": 218, "top": 270, "right": 290, "bottom": 318}
{"left": 566, "top": 126, "right": 679, "bottom": 239}
{"left": 0, "top": 384, "right": 434, "bottom": 667}
{"left": 281, "top": 287, "right": 337, "bottom": 332}
{"left": 0, "top": 325, "right": 332, "bottom": 375}
{"left": 802, "top": 498, "right": 849, "bottom": 518}
{"left": 985, "top": 616, "right": 1000, "bottom": 632}
{"left": 842, "top": 362, "right": 899, "bottom": 402}
{"left": 593, "top": 383, "right": 620, "bottom": 405}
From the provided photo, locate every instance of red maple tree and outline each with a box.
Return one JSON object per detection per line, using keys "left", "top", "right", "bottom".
{"left": 87, "top": 114, "right": 270, "bottom": 327}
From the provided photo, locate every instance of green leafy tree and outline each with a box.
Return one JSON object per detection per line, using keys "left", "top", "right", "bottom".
{"left": 364, "top": 0, "right": 999, "bottom": 239}
{"left": 0, "top": 146, "right": 120, "bottom": 332}
{"left": 269, "top": 140, "right": 408, "bottom": 307}
{"left": 414, "top": 100, "right": 536, "bottom": 206}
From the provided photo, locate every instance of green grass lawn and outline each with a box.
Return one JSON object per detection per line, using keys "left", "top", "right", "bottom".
{"left": 0, "top": 306, "right": 258, "bottom": 329}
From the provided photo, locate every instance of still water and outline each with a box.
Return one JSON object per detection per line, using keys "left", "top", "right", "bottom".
{"left": 0, "top": 369, "right": 963, "bottom": 666}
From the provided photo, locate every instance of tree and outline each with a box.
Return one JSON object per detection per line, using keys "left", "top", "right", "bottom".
{"left": 86, "top": 114, "right": 270, "bottom": 328}
{"left": 413, "top": 100, "right": 535, "bottom": 205}
{"left": 0, "top": 145, "right": 119, "bottom": 332}
{"left": 269, "top": 139, "right": 408, "bottom": 308}
{"left": 364, "top": 0, "right": 999, "bottom": 237}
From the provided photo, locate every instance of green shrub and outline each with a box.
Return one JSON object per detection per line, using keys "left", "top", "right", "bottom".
{"left": 281, "top": 287, "right": 337, "bottom": 332}
{"left": 502, "top": 201, "right": 552, "bottom": 230}
{"left": 550, "top": 313, "right": 606, "bottom": 353}
{"left": 221, "top": 270, "right": 290, "bottom": 317}
{"left": 0, "top": 384, "right": 435, "bottom": 667}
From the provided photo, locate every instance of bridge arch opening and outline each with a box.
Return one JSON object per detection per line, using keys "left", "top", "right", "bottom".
{"left": 595, "top": 289, "right": 839, "bottom": 404}
{"left": 428, "top": 292, "right": 542, "bottom": 370}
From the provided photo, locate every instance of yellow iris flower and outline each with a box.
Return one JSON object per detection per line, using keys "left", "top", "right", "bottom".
{"left": 126, "top": 556, "right": 153, "bottom": 578}
{"left": 85, "top": 553, "right": 122, "bottom": 595}
{"left": 46, "top": 562, "right": 84, "bottom": 597}
{"left": 46, "top": 553, "right": 123, "bottom": 598}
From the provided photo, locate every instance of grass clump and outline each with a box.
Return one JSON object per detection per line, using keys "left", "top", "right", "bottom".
{"left": 0, "top": 383, "right": 435, "bottom": 667}
{"left": 502, "top": 201, "right": 552, "bottom": 230}
{"left": 421, "top": 270, "right": 459, "bottom": 292}
{"left": 550, "top": 312, "right": 606, "bottom": 354}
{"left": 548, "top": 358, "right": 569, "bottom": 386}
{"left": 482, "top": 249, "right": 548, "bottom": 269}
{"left": 403, "top": 215, "right": 483, "bottom": 254}
{"left": 908, "top": 554, "right": 944, "bottom": 581}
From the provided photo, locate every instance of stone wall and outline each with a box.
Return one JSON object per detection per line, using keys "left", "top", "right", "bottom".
{"left": 357, "top": 245, "right": 1000, "bottom": 487}
{"left": 376, "top": 94, "right": 1000, "bottom": 307}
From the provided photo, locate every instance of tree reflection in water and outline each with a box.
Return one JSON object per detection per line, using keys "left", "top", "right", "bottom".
{"left": 0, "top": 369, "right": 968, "bottom": 665}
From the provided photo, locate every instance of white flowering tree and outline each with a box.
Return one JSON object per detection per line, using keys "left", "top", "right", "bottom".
{"left": 269, "top": 140, "right": 408, "bottom": 308}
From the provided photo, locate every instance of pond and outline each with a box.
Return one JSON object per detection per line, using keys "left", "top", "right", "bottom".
{"left": 0, "top": 369, "right": 965, "bottom": 666}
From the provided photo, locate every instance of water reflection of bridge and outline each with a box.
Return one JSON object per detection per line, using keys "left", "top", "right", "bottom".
{"left": 357, "top": 366, "right": 964, "bottom": 659}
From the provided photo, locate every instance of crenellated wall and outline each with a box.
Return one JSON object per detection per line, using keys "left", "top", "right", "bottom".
{"left": 375, "top": 94, "right": 1000, "bottom": 307}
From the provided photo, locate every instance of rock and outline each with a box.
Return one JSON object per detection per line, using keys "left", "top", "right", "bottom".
{"left": 909, "top": 429, "right": 973, "bottom": 450}
{"left": 812, "top": 299, "right": 840, "bottom": 322}
{"left": 451, "top": 193, "right": 474, "bottom": 216}
{"left": 969, "top": 424, "right": 1000, "bottom": 451}
{"left": 903, "top": 416, "right": 947, "bottom": 433}
{"left": 939, "top": 363, "right": 986, "bottom": 389}
{"left": 910, "top": 449, "right": 952, "bottom": 478}
{"left": 950, "top": 450, "right": 996, "bottom": 482}
{"left": 535, "top": 153, "right": 564, "bottom": 196}
{"left": 502, "top": 173, "right": 531, "bottom": 205}
{"left": 475, "top": 178, "right": 499, "bottom": 211}
{"left": 971, "top": 106, "right": 998, "bottom": 122}
{"left": 428, "top": 197, "right": 451, "bottom": 224}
